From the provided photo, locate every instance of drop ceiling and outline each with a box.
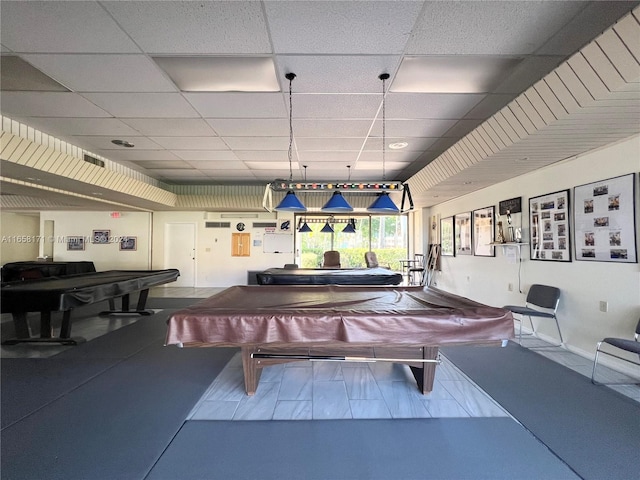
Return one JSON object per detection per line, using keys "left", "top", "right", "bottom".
{"left": 0, "top": 1, "right": 639, "bottom": 211}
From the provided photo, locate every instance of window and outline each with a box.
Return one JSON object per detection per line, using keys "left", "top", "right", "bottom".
{"left": 296, "top": 215, "right": 407, "bottom": 270}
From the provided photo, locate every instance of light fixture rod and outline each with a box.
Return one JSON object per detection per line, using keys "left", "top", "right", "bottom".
{"left": 285, "top": 72, "right": 296, "bottom": 183}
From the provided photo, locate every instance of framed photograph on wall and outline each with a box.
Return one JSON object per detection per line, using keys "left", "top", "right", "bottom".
{"left": 573, "top": 173, "right": 636, "bottom": 263}
{"left": 92, "top": 230, "right": 110, "bottom": 244}
{"left": 454, "top": 212, "right": 472, "bottom": 255}
{"left": 119, "top": 236, "right": 137, "bottom": 251}
{"left": 473, "top": 206, "right": 495, "bottom": 257}
{"left": 440, "top": 216, "right": 455, "bottom": 256}
{"left": 67, "top": 236, "right": 85, "bottom": 251}
{"left": 529, "top": 189, "right": 571, "bottom": 262}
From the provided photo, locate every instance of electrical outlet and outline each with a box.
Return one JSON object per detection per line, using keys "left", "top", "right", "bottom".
{"left": 508, "top": 283, "right": 513, "bottom": 292}
{"left": 599, "top": 301, "right": 608, "bottom": 313}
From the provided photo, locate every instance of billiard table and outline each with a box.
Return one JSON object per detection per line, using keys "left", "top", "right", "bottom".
{"left": 165, "top": 285, "right": 514, "bottom": 395}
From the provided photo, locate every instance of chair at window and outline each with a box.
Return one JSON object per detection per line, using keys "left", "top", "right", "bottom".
{"left": 591, "top": 318, "right": 640, "bottom": 385}
{"left": 364, "top": 252, "right": 390, "bottom": 269}
{"left": 503, "top": 284, "right": 563, "bottom": 346}
{"left": 322, "top": 250, "right": 341, "bottom": 269}
{"left": 283, "top": 263, "right": 298, "bottom": 269}
{"left": 408, "top": 253, "right": 426, "bottom": 285}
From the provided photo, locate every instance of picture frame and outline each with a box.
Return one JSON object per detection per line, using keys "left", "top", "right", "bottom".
{"left": 573, "top": 173, "right": 636, "bottom": 263}
{"left": 473, "top": 206, "right": 495, "bottom": 257}
{"left": 92, "top": 230, "right": 110, "bottom": 244}
{"left": 440, "top": 216, "right": 455, "bottom": 256}
{"left": 454, "top": 212, "right": 472, "bottom": 255}
{"left": 67, "top": 236, "right": 85, "bottom": 251}
{"left": 529, "top": 189, "right": 571, "bottom": 262}
{"left": 119, "top": 236, "right": 137, "bottom": 251}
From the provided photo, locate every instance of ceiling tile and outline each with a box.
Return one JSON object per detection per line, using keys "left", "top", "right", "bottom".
{"left": 294, "top": 119, "right": 372, "bottom": 137}
{"left": 223, "top": 137, "right": 289, "bottom": 150}
{"left": 275, "top": 55, "right": 401, "bottom": 93}
{"left": 185, "top": 160, "right": 245, "bottom": 168}
{"left": 185, "top": 93, "right": 287, "bottom": 118}
{"left": 234, "top": 151, "right": 289, "bottom": 162}
{"left": 102, "top": 1, "right": 271, "bottom": 54}
{"left": 22, "top": 54, "right": 177, "bottom": 93}
{"left": 245, "top": 161, "right": 300, "bottom": 170}
{"left": 172, "top": 150, "right": 239, "bottom": 161}
{"left": 149, "top": 137, "right": 228, "bottom": 150}
{"left": 295, "top": 137, "right": 365, "bottom": 151}
{"left": 463, "top": 95, "right": 517, "bottom": 120}
{"left": 363, "top": 137, "right": 438, "bottom": 152}
{"left": 206, "top": 118, "right": 289, "bottom": 137}
{"left": 74, "top": 136, "right": 163, "bottom": 150}
{"left": 122, "top": 118, "right": 216, "bottom": 136}
{"left": 369, "top": 119, "right": 458, "bottom": 137}
{"left": 0, "top": 92, "right": 110, "bottom": 117}
{"left": 265, "top": 1, "right": 423, "bottom": 54}
{"left": 355, "top": 161, "right": 411, "bottom": 170}
{"left": 297, "top": 151, "right": 360, "bottom": 163}
{"left": 292, "top": 94, "right": 380, "bottom": 119}
{"left": 133, "top": 160, "right": 192, "bottom": 169}
{"left": 385, "top": 93, "right": 485, "bottom": 119}
{"left": 357, "top": 150, "right": 422, "bottom": 163}
{"left": 0, "top": 2, "right": 139, "bottom": 53}
{"left": 98, "top": 149, "right": 181, "bottom": 162}
{"left": 407, "top": 1, "right": 585, "bottom": 55}
{"left": 81, "top": 93, "right": 199, "bottom": 118}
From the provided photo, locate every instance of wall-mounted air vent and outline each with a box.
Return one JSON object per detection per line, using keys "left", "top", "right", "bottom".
{"left": 253, "top": 222, "right": 277, "bottom": 228}
{"left": 83, "top": 154, "right": 105, "bottom": 168}
{"left": 205, "top": 221, "right": 231, "bottom": 228}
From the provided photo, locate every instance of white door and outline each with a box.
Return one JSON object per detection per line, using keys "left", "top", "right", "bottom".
{"left": 165, "top": 223, "right": 196, "bottom": 287}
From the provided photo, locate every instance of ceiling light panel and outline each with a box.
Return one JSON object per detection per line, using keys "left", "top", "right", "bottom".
{"left": 392, "top": 56, "right": 522, "bottom": 93}
{"left": 1, "top": 56, "right": 69, "bottom": 91}
{"left": 153, "top": 57, "right": 279, "bottom": 92}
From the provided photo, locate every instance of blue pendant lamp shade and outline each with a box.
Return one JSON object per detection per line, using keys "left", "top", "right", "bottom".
{"left": 342, "top": 219, "right": 356, "bottom": 233}
{"left": 321, "top": 191, "right": 353, "bottom": 213}
{"left": 276, "top": 190, "right": 306, "bottom": 212}
{"left": 321, "top": 222, "right": 335, "bottom": 233}
{"left": 367, "top": 192, "right": 400, "bottom": 213}
{"left": 298, "top": 221, "right": 312, "bottom": 233}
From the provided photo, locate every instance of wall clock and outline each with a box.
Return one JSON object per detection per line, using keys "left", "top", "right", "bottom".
{"left": 236, "top": 222, "right": 245, "bottom": 231}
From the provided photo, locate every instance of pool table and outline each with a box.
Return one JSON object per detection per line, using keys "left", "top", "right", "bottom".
{"left": 2, "top": 269, "right": 180, "bottom": 345}
{"left": 256, "top": 267, "right": 403, "bottom": 285}
{"left": 165, "top": 285, "right": 514, "bottom": 395}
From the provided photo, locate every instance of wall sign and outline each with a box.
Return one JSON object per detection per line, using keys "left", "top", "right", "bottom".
{"left": 499, "top": 197, "right": 522, "bottom": 215}
{"left": 573, "top": 173, "right": 637, "bottom": 263}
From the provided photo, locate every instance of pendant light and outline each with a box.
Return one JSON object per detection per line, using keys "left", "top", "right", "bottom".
{"left": 298, "top": 165, "right": 312, "bottom": 232}
{"left": 275, "top": 72, "right": 306, "bottom": 212}
{"left": 368, "top": 73, "right": 399, "bottom": 213}
{"left": 322, "top": 165, "right": 353, "bottom": 213}
{"left": 342, "top": 218, "right": 356, "bottom": 233}
{"left": 321, "top": 221, "right": 334, "bottom": 233}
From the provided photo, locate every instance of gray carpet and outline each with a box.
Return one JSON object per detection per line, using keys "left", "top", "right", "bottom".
{"left": 146, "top": 418, "right": 579, "bottom": 480}
{"left": 442, "top": 342, "right": 640, "bottom": 480}
{"left": 1, "top": 301, "right": 237, "bottom": 480}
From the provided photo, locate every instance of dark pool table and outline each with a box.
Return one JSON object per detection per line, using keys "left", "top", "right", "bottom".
{"left": 2, "top": 269, "right": 180, "bottom": 345}
{"left": 165, "top": 285, "right": 514, "bottom": 395}
{"left": 256, "top": 267, "right": 403, "bottom": 285}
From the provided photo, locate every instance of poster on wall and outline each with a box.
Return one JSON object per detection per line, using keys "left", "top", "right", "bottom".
{"left": 529, "top": 189, "right": 571, "bottom": 262}
{"left": 573, "top": 173, "right": 637, "bottom": 263}
{"left": 440, "top": 216, "right": 454, "bottom": 256}
{"left": 473, "top": 206, "right": 495, "bottom": 257}
{"left": 454, "top": 212, "right": 472, "bottom": 255}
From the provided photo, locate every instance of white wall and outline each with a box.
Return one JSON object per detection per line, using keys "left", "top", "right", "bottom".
{"left": 152, "top": 211, "right": 296, "bottom": 288}
{"left": 38, "top": 211, "right": 152, "bottom": 271}
{"left": 421, "top": 134, "right": 640, "bottom": 373}
{"left": 0, "top": 212, "right": 40, "bottom": 264}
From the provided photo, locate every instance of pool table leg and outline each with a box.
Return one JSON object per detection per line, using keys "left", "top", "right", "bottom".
{"left": 410, "top": 346, "right": 439, "bottom": 394}
{"left": 11, "top": 312, "right": 31, "bottom": 339}
{"left": 241, "top": 347, "right": 262, "bottom": 396}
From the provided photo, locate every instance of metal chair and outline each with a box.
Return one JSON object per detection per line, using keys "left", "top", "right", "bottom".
{"left": 408, "top": 253, "right": 426, "bottom": 285}
{"left": 322, "top": 250, "right": 341, "bottom": 268}
{"left": 591, "top": 318, "right": 640, "bottom": 385}
{"left": 503, "top": 284, "right": 563, "bottom": 346}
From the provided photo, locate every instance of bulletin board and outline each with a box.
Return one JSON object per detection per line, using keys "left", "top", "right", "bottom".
{"left": 263, "top": 233, "right": 293, "bottom": 253}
